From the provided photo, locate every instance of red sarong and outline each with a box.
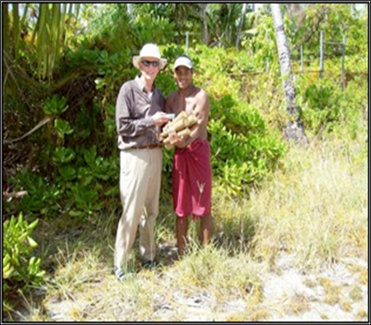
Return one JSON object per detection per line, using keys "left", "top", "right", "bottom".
{"left": 172, "top": 138, "right": 212, "bottom": 218}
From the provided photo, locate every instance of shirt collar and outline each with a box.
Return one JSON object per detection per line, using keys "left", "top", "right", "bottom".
{"left": 135, "top": 75, "right": 156, "bottom": 93}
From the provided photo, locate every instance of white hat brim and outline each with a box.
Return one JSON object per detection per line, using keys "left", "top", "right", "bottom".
{"left": 133, "top": 56, "right": 167, "bottom": 70}
{"left": 174, "top": 57, "right": 193, "bottom": 71}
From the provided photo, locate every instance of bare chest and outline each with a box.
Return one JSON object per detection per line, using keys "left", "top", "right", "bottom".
{"left": 170, "top": 96, "right": 197, "bottom": 116}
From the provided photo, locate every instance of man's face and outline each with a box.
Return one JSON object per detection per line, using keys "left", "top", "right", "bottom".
{"left": 174, "top": 66, "right": 193, "bottom": 89}
{"left": 139, "top": 57, "right": 161, "bottom": 81}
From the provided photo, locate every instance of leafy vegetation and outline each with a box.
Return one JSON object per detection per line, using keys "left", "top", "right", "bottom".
{"left": 3, "top": 213, "right": 45, "bottom": 312}
{"left": 2, "top": 3, "right": 367, "bottom": 320}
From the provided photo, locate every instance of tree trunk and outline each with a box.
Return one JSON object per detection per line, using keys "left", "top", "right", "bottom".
{"left": 271, "top": 4, "right": 308, "bottom": 145}
{"left": 127, "top": 4, "right": 134, "bottom": 20}
{"left": 201, "top": 4, "right": 208, "bottom": 45}
{"left": 235, "top": 3, "right": 247, "bottom": 49}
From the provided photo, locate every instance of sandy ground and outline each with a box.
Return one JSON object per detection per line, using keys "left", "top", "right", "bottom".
{"left": 40, "top": 248, "right": 368, "bottom": 322}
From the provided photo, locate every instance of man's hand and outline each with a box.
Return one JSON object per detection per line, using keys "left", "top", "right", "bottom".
{"left": 168, "top": 129, "right": 188, "bottom": 148}
{"left": 163, "top": 121, "right": 171, "bottom": 131}
{"left": 168, "top": 128, "right": 180, "bottom": 143}
{"left": 153, "top": 112, "right": 171, "bottom": 126}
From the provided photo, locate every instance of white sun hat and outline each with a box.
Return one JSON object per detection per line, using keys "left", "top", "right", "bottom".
{"left": 174, "top": 56, "right": 193, "bottom": 70}
{"left": 132, "top": 43, "right": 167, "bottom": 70}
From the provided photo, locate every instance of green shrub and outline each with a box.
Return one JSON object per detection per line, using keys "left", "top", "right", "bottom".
{"left": 3, "top": 213, "right": 45, "bottom": 311}
{"left": 6, "top": 28, "right": 366, "bottom": 221}
{"left": 158, "top": 44, "right": 287, "bottom": 196}
{"left": 296, "top": 74, "right": 367, "bottom": 138}
{"left": 6, "top": 144, "right": 120, "bottom": 220}
{"left": 186, "top": 45, "right": 286, "bottom": 195}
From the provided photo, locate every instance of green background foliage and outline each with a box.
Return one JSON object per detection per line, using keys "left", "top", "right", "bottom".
{"left": 2, "top": 3, "right": 368, "bottom": 314}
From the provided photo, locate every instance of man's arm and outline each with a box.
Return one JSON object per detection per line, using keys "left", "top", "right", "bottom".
{"left": 164, "top": 94, "right": 173, "bottom": 114}
{"left": 187, "top": 90, "right": 209, "bottom": 142}
{"left": 116, "top": 85, "right": 169, "bottom": 137}
{"left": 116, "top": 85, "right": 155, "bottom": 137}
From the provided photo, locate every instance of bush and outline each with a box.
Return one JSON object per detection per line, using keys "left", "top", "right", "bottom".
{"left": 188, "top": 44, "right": 286, "bottom": 195}
{"left": 3, "top": 213, "right": 45, "bottom": 311}
{"left": 295, "top": 74, "right": 367, "bottom": 138}
{"left": 158, "top": 44, "right": 286, "bottom": 196}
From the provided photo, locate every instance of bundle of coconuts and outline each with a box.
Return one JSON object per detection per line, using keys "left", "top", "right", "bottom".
{"left": 159, "top": 111, "right": 199, "bottom": 150}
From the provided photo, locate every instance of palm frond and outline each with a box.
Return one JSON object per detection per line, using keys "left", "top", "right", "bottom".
{"left": 6, "top": 3, "right": 79, "bottom": 81}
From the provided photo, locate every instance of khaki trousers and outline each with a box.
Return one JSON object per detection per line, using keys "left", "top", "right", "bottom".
{"left": 114, "top": 147, "right": 163, "bottom": 271}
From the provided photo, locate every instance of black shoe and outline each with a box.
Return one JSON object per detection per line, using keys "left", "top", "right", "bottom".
{"left": 142, "top": 260, "right": 157, "bottom": 269}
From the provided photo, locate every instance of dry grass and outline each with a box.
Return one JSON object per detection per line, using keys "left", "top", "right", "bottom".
{"left": 9, "top": 119, "right": 367, "bottom": 322}
{"left": 320, "top": 278, "right": 342, "bottom": 305}
{"left": 283, "top": 293, "right": 311, "bottom": 314}
{"left": 349, "top": 285, "right": 363, "bottom": 302}
{"left": 246, "top": 131, "right": 367, "bottom": 272}
{"left": 355, "top": 309, "right": 368, "bottom": 321}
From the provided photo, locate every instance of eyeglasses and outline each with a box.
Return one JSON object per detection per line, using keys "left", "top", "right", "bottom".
{"left": 141, "top": 60, "right": 160, "bottom": 68}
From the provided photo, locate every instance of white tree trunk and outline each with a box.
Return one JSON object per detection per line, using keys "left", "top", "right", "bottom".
{"left": 271, "top": 3, "right": 308, "bottom": 145}
{"left": 127, "top": 4, "right": 134, "bottom": 20}
{"left": 201, "top": 4, "right": 208, "bottom": 45}
{"left": 235, "top": 3, "right": 247, "bottom": 49}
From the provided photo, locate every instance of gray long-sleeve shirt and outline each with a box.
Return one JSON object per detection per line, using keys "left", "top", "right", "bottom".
{"left": 115, "top": 76, "right": 165, "bottom": 150}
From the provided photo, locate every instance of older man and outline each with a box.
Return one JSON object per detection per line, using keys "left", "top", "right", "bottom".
{"left": 165, "top": 55, "right": 213, "bottom": 256}
{"left": 114, "top": 43, "right": 170, "bottom": 281}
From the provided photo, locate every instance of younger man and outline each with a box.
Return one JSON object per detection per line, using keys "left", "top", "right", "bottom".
{"left": 165, "top": 55, "right": 213, "bottom": 256}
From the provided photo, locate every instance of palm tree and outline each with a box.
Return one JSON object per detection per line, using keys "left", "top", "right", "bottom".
{"left": 3, "top": 3, "right": 80, "bottom": 81}
{"left": 201, "top": 4, "right": 209, "bottom": 44}
{"left": 127, "top": 3, "right": 134, "bottom": 20}
{"left": 271, "top": 4, "right": 308, "bottom": 144}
